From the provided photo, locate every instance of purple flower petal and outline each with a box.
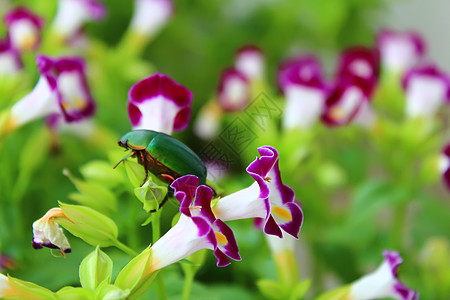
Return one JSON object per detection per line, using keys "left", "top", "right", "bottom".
{"left": 36, "top": 54, "right": 96, "bottom": 123}
{"left": 128, "top": 73, "right": 192, "bottom": 134}
{"left": 0, "top": 38, "right": 22, "bottom": 74}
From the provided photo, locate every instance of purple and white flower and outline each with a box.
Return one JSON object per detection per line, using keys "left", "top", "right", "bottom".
{"left": 350, "top": 250, "right": 418, "bottom": 300}
{"left": 0, "top": 38, "right": 21, "bottom": 75}
{"left": 321, "top": 77, "right": 375, "bottom": 128}
{"left": 234, "top": 45, "right": 264, "bottom": 82}
{"left": 4, "top": 7, "right": 43, "bottom": 52}
{"left": 214, "top": 146, "right": 303, "bottom": 239}
{"left": 129, "top": 0, "right": 173, "bottom": 39}
{"left": 440, "top": 143, "right": 450, "bottom": 190}
{"left": 128, "top": 73, "right": 192, "bottom": 135}
{"left": 8, "top": 55, "right": 95, "bottom": 130}
{"left": 217, "top": 68, "right": 250, "bottom": 112}
{"left": 402, "top": 64, "right": 450, "bottom": 118}
{"left": 278, "top": 55, "right": 328, "bottom": 129}
{"left": 51, "top": 0, "right": 106, "bottom": 40}
{"left": 149, "top": 175, "right": 240, "bottom": 271}
{"left": 335, "top": 46, "right": 380, "bottom": 97}
{"left": 32, "top": 208, "right": 71, "bottom": 256}
{"left": 376, "top": 29, "right": 425, "bottom": 73}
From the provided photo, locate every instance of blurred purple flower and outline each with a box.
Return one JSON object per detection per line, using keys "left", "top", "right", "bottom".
{"left": 441, "top": 143, "right": 450, "bottom": 190}
{"left": 402, "top": 64, "right": 450, "bottom": 118}
{"left": 376, "top": 29, "right": 425, "bottom": 73}
{"left": 4, "top": 6, "right": 44, "bottom": 52}
{"left": 350, "top": 250, "right": 418, "bottom": 300}
{"left": 0, "top": 38, "right": 22, "bottom": 75}
{"left": 9, "top": 55, "right": 95, "bottom": 130}
{"left": 129, "top": 0, "right": 173, "bottom": 38}
{"left": 278, "top": 55, "right": 328, "bottom": 129}
{"left": 217, "top": 67, "right": 250, "bottom": 112}
{"left": 234, "top": 45, "right": 264, "bottom": 82}
{"left": 51, "top": 0, "right": 106, "bottom": 40}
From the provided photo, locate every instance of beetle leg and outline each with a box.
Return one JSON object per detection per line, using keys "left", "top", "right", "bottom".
{"left": 140, "top": 151, "right": 148, "bottom": 187}
{"left": 113, "top": 151, "right": 135, "bottom": 169}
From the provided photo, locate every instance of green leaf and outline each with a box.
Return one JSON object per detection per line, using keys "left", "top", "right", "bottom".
{"left": 64, "top": 169, "right": 118, "bottom": 214}
{"left": 256, "top": 279, "right": 286, "bottom": 300}
{"left": 123, "top": 160, "right": 146, "bottom": 188}
{"left": 79, "top": 246, "right": 113, "bottom": 292}
{"left": 290, "top": 279, "right": 311, "bottom": 300}
{"left": 315, "top": 285, "right": 351, "bottom": 300}
{"left": 56, "top": 202, "right": 119, "bottom": 247}
{"left": 94, "top": 281, "right": 129, "bottom": 300}
{"left": 80, "top": 160, "right": 125, "bottom": 189}
{"left": 56, "top": 287, "right": 94, "bottom": 300}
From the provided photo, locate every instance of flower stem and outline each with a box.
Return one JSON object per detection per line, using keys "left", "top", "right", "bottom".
{"left": 392, "top": 202, "right": 407, "bottom": 251}
{"left": 114, "top": 240, "right": 138, "bottom": 257}
{"left": 182, "top": 268, "right": 195, "bottom": 300}
{"left": 152, "top": 209, "right": 167, "bottom": 300}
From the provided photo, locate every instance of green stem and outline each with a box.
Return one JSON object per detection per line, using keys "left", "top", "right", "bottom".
{"left": 152, "top": 209, "right": 167, "bottom": 300}
{"left": 182, "top": 269, "right": 195, "bottom": 300}
{"left": 114, "top": 240, "right": 138, "bottom": 257}
{"left": 392, "top": 202, "right": 408, "bottom": 251}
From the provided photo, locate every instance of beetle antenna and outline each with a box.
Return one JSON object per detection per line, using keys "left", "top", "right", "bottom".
{"left": 113, "top": 151, "right": 135, "bottom": 169}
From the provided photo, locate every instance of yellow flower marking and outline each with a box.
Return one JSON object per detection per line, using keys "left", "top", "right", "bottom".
{"left": 329, "top": 106, "right": 346, "bottom": 121}
{"left": 272, "top": 206, "right": 292, "bottom": 221}
{"left": 215, "top": 232, "right": 228, "bottom": 245}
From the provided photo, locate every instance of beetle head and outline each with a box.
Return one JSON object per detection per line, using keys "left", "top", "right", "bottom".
{"left": 118, "top": 138, "right": 129, "bottom": 149}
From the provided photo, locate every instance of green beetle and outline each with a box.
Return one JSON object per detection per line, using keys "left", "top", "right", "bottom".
{"left": 114, "top": 130, "right": 207, "bottom": 186}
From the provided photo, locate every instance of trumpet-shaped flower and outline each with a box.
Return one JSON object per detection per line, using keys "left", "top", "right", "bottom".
{"left": 32, "top": 208, "right": 71, "bottom": 255}
{"left": 217, "top": 68, "right": 250, "bottom": 111}
{"left": 336, "top": 46, "right": 380, "bottom": 97}
{"left": 402, "top": 64, "right": 450, "bottom": 118}
{"left": 278, "top": 55, "right": 328, "bottom": 129}
{"left": 234, "top": 45, "right": 264, "bottom": 82}
{"left": 376, "top": 29, "right": 425, "bottom": 73}
{"left": 128, "top": 73, "right": 192, "bottom": 134}
{"left": 441, "top": 143, "right": 450, "bottom": 190}
{"left": 149, "top": 175, "right": 240, "bottom": 271}
{"left": 8, "top": 55, "right": 95, "bottom": 130}
{"left": 129, "top": 0, "right": 173, "bottom": 38}
{"left": 51, "top": 0, "right": 106, "bottom": 40}
{"left": 322, "top": 77, "right": 375, "bottom": 127}
{"left": 350, "top": 250, "right": 418, "bottom": 300}
{"left": 4, "top": 7, "right": 43, "bottom": 52}
{"left": 214, "top": 146, "right": 303, "bottom": 239}
{"left": 0, "top": 38, "right": 21, "bottom": 75}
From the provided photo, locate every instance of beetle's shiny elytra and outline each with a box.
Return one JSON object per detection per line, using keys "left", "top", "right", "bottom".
{"left": 115, "top": 130, "right": 207, "bottom": 186}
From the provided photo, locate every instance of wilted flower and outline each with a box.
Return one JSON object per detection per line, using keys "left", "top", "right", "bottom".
{"left": 217, "top": 68, "right": 250, "bottom": 111}
{"left": 402, "top": 64, "right": 450, "bottom": 118}
{"left": 322, "top": 77, "right": 375, "bottom": 128}
{"left": 149, "top": 175, "right": 241, "bottom": 271}
{"left": 335, "top": 46, "right": 380, "bottom": 97}
{"left": 350, "top": 250, "right": 418, "bottom": 300}
{"left": 214, "top": 146, "right": 303, "bottom": 239}
{"left": 0, "top": 38, "right": 21, "bottom": 75}
{"left": 51, "top": 0, "right": 106, "bottom": 40}
{"left": 32, "top": 208, "right": 71, "bottom": 256}
{"left": 128, "top": 73, "right": 192, "bottom": 135}
{"left": 4, "top": 7, "right": 44, "bottom": 52}
{"left": 376, "top": 29, "right": 425, "bottom": 73}
{"left": 440, "top": 143, "right": 450, "bottom": 190}
{"left": 278, "top": 55, "right": 328, "bottom": 129}
{"left": 129, "top": 0, "right": 173, "bottom": 39}
{"left": 234, "top": 45, "right": 264, "bottom": 82}
{"left": 7, "top": 55, "right": 95, "bottom": 131}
